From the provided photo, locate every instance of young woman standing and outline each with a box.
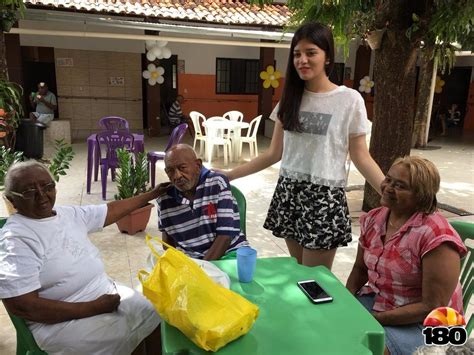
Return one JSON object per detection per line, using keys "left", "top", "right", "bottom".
{"left": 224, "top": 22, "right": 384, "bottom": 269}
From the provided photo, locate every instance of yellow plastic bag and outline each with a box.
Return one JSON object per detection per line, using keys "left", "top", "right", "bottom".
{"left": 138, "top": 235, "right": 259, "bottom": 352}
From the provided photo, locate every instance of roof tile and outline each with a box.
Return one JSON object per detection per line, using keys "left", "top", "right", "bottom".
{"left": 24, "top": 0, "right": 291, "bottom": 27}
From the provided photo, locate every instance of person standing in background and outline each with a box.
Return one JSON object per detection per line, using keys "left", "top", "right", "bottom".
{"left": 29, "top": 82, "right": 57, "bottom": 126}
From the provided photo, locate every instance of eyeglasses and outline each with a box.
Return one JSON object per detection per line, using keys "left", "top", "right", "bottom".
{"left": 10, "top": 182, "right": 56, "bottom": 200}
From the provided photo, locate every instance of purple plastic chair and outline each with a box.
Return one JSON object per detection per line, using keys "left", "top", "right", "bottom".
{"left": 96, "top": 130, "right": 134, "bottom": 200}
{"left": 148, "top": 123, "right": 188, "bottom": 188}
{"left": 99, "top": 116, "right": 130, "bottom": 132}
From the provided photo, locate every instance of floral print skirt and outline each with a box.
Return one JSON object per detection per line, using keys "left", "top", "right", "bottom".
{"left": 263, "top": 176, "right": 352, "bottom": 250}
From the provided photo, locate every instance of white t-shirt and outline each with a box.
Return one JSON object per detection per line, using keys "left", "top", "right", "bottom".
{"left": 270, "top": 85, "right": 369, "bottom": 187}
{"left": 0, "top": 205, "right": 109, "bottom": 302}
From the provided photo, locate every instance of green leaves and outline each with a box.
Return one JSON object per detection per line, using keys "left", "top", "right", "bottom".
{"left": 114, "top": 149, "right": 149, "bottom": 200}
{"left": 0, "top": 79, "right": 23, "bottom": 129}
{"left": 0, "top": 145, "right": 23, "bottom": 190}
{"left": 48, "top": 139, "right": 75, "bottom": 182}
{"left": 1, "top": 0, "right": 26, "bottom": 33}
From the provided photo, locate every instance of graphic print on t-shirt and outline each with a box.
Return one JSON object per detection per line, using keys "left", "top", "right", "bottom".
{"left": 299, "top": 112, "right": 332, "bottom": 135}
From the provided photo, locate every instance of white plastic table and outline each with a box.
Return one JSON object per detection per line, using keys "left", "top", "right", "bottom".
{"left": 203, "top": 119, "right": 249, "bottom": 161}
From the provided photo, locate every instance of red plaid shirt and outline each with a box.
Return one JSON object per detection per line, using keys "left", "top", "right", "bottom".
{"left": 359, "top": 207, "right": 467, "bottom": 312}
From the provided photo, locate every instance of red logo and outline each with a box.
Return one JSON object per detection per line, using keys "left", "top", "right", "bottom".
{"left": 203, "top": 203, "right": 217, "bottom": 219}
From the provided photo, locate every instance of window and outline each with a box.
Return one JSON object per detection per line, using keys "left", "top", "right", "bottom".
{"left": 216, "top": 58, "right": 260, "bottom": 94}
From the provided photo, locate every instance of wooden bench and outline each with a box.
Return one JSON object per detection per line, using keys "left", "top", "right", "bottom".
{"left": 44, "top": 119, "right": 71, "bottom": 144}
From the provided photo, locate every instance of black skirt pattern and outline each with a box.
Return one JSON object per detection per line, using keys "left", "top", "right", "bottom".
{"left": 263, "top": 176, "right": 352, "bottom": 250}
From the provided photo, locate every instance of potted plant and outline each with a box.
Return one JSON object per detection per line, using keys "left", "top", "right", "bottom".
{"left": 114, "top": 148, "right": 154, "bottom": 235}
{"left": 0, "top": 0, "right": 25, "bottom": 33}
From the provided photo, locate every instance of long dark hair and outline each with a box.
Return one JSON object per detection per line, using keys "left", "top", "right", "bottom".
{"left": 278, "top": 22, "right": 335, "bottom": 131}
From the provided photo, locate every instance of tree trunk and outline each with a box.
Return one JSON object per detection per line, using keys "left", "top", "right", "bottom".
{"left": 412, "top": 48, "right": 435, "bottom": 148}
{"left": 362, "top": 28, "right": 418, "bottom": 211}
{"left": 0, "top": 30, "right": 8, "bottom": 81}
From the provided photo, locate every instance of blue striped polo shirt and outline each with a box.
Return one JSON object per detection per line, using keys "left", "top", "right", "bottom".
{"left": 157, "top": 167, "right": 248, "bottom": 259}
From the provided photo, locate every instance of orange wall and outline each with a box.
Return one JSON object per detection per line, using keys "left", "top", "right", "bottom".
{"left": 179, "top": 73, "right": 282, "bottom": 122}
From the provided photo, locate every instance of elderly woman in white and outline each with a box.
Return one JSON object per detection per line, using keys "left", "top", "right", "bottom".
{"left": 0, "top": 161, "right": 169, "bottom": 355}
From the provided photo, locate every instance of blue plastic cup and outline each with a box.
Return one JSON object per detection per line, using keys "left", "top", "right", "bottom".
{"left": 237, "top": 247, "right": 257, "bottom": 283}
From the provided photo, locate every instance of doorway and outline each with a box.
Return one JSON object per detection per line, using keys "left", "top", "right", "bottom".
{"left": 443, "top": 67, "right": 471, "bottom": 130}
{"left": 160, "top": 55, "right": 178, "bottom": 131}
{"left": 21, "top": 47, "right": 58, "bottom": 117}
{"left": 141, "top": 54, "right": 178, "bottom": 135}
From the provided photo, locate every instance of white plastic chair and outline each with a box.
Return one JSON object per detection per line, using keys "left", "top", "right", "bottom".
{"left": 205, "top": 116, "right": 233, "bottom": 166}
{"left": 239, "top": 115, "right": 262, "bottom": 158}
{"left": 223, "top": 110, "right": 243, "bottom": 122}
{"left": 189, "top": 111, "right": 207, "bottom": 157}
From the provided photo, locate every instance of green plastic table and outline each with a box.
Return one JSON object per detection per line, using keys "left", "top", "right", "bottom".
{"left": 161, "top": 257, "right": 384, "bottom": 355}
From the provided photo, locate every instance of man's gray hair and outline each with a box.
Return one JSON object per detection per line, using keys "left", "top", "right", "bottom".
{"left": 4, "top": 160, "right": 53, "bottom": 198}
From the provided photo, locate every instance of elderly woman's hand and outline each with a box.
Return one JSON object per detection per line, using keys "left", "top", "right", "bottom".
{"left": 92, "top": 294, "right": 121, "bottom": 314}
{"left": 152, "top": 181, "right": 173, "bottom": 198}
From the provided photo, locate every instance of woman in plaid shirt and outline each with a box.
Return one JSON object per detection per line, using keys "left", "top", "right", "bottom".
{"left": 346, "top": 156, "right": 467, "bottom": 355}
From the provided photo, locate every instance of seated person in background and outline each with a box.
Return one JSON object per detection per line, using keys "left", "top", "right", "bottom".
{"left": 447, "top": 103, "right": 462, "bottom": 126}
{"left": 346, "top": 156, "right": 467, "bottom": 355}
{"left": 168, "top": 95, "right": 187, "bottom": 126}
{"left": 0, "top": 161, "right": 169, "bottom": 355}
{"left": 29, "top": 82, "right": 57, "bottom": 126}
{"left": 157, "top": 144, "right": 248, "bottom": 260}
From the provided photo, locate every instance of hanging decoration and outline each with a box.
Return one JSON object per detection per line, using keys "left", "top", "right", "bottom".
{"left": 435, "top": 76, "right": 445, "bottom": 94}
{"left": 142, "top": 64, "right": 165, "bottom": 86}
{"left": 259, "top": 65, "right": 281, "bottom": 89}
{"left": 358, "top": 76, "right": 374, "bottom": 93}
{"left": 145, "top": 40, "right": 172, "bottom": 61}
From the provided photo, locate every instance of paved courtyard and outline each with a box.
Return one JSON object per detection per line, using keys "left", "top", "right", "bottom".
{"left": 0, "top": 131, "right": 473, "bottom": 353}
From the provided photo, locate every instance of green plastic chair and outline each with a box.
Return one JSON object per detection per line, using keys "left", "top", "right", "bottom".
{"left": 450, "top": 220, "right": 473, "bottom": 336}
{"left": 6, "top": 311, "right": 47, "bottom": 355}
{"left": 230, "top": 185, "right": 246, "bottom": 234}
{"left": 0, "top": 218, "right": 47, "bottom": 354}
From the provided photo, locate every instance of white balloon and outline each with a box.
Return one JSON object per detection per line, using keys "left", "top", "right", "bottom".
{"left": 157, "top": 66, "right": 165, "bottom": 75}
{"left": 147, "top": 63, "right": 156, "bottom": 71}
{"left": 142, "top": 70, "right": 151, "bottom": 79}
{"left": 148, "top": 78, "right": 157, "bottom": 86}
{"left": 151, "top": 47, "right": 162, "bottom": 58}
{"left": 146, "top": 51, "right": 156, "bottom": 61}
{"left": 162, "top": 47, "right": 172, "bottom": 59}
{"left": 157, "top": 76, "right": 164, "bottom": 84}
{"left": 145, "top": 40, "right": 155, "bottom": 50}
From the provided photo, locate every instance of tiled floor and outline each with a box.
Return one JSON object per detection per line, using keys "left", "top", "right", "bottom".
{"left": 0, "top": 131, "right": 473, "bottom": 353}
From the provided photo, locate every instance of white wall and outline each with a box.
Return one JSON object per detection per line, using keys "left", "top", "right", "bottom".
{"left": 19, "top": 20, "right": 145, "bottom": 53}
{"left": 170, "top": 41, "right": 260, "bottom": 75}
{"left": 275, "top": 48, "right": 289, "bottom": 73}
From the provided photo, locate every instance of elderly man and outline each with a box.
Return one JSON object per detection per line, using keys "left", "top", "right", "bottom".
{"left": 157, "top": 144, "right": 248, "bottom": 260}
{"left": 0, "top": 161, "right": 168, "bottom": 355}
{"left": 29, "top": 82, "right": 57, "bottom": 126}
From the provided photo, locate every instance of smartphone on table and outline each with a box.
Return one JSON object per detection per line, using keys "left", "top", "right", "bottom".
{"left": 297, "top": 279, "right": 333, "bottom": 304}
